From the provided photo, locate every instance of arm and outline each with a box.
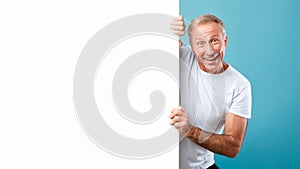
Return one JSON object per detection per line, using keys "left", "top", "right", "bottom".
{"left": 170, "top": 15, "right": 185, "bottom": 36}
{"left": 188, "top": 112, "right": 247, "bottom": 158}
{"left": 171, "top": 15, "right": 185, "bottom": 46}
{"left": 170, "top": 107, "right": 248, "bottom": 158}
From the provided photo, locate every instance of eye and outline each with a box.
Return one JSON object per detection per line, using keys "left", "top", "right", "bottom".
{"left": 211, "top": 38, "right": 220, "bottom": 44}
{"left": 197, "top": 41, "right": 205, "bottom": 47}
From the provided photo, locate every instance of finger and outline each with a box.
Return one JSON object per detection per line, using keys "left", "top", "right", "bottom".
{"left": 179, "top": 15, "right": 184, "bottom": 20}
{"left": 178, "top": 106, "right": 183, "bottom": 111}
{"left": 174, "top": 121, "right": 182, "bottom": 128}
{"left": 174, "top": 121, "right": 186, "bottom": 129}
{"left": 170, "top": 119, "right": 175, "bottom": 125}
{"left": 170, "top": 115, "right": 183, "bottom": 125}
{"left": 175, "top": 116, "right": 182, "bottom": 122}
{"left": 177, "top": 106, "right": 189, "bottom": 117}
{"left": 172, "top": 109, "right": 182, "bottom": 118}
{"left": 169, "top": 110, "right": 176, "bottom": 119}
{"left": 170, "top": 25, "right": 185, "bottom": 31}
{"left": 170, "top": 117, "right": 179, "bottom": 125}
{"left": 170, "top": 119, "right": 179, "bottom": 126}
{"left": 170, "top": 107, "right": 181, "bottom": 119}
{"left": 171, "top": 20, "right": 185, "bottom": 26}
{"left": 172, "top": 30, "right": 185, "bottom": 36}
{"left": 174, "top": 15, "right": 184, "bottom": 21}
{"left": 176, "top": 115, "right": 185, "bottom": 124}
{"left": 171, "top": 107, "right": 178, "bottom": 113}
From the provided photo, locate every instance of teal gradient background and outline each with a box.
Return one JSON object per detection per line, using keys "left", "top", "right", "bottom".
{"left": 180, "top": 0, "right": 300, "bottom": 168}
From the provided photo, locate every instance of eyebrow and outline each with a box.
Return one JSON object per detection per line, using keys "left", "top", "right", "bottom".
{"left": 194, "top": 34, "right": 221, "bottom": 40}
{"left": 194, "top": 37, "right": 206, "bottom": 40}
{"left": 210, "top": 35, "right": 221, "bottom": 38}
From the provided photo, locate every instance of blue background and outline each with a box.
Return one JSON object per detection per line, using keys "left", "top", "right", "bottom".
{"left": 180, "top": 0, "right": 300, "bottom": 168}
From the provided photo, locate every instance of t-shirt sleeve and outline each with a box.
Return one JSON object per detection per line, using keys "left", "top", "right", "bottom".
{"left": 179, "top": 46, "right": 195, "bottom": 67}
{"left": 179, "top": 46, "right": 192, "bottom": 59}
{"left": 228, "top": 81, "right": 252, "bottom": 119}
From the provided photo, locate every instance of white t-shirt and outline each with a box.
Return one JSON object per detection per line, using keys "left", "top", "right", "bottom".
{"left": 179, "top": 46, "right": 252, "bottom": 169}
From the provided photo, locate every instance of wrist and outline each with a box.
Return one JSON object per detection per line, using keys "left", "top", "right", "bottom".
{"left": 186, "top": 126, "right": 212, "bottom": 144}
{"left": 186, "top": 126, "right": 201, "bottom": 143}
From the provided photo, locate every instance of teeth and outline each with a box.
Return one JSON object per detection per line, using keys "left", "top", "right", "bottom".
{"left": 206, "top": 55, "right": 218, "bottom": 61}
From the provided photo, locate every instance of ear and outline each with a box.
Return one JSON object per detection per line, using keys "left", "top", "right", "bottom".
{"left": 224, "top": 35, "right": 228, "bottom": 48}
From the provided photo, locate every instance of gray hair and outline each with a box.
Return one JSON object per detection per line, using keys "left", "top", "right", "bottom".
{"left": 188, "top": 14, "right": 227, "bottom": 39}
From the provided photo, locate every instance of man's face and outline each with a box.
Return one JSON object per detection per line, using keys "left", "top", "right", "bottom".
{"left": 190, "top": 22, "right": 228, "bottom": 74}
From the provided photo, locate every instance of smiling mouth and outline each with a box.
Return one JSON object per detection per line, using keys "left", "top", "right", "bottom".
{"left": 205, "top": 55, "right": 219, "bottom": 61}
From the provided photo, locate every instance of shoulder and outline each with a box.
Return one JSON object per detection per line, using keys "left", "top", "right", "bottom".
{"left": 179, "top": 46, "right": 193, "bottom": 57}
{"left": 226, "top": 65, "right": 251, "bottom": 89}
{"left": 226, "top": 65, "right": 252, "bottom": 118}
{"left": 179, "top": 46, "right": 195, "bottom": 66}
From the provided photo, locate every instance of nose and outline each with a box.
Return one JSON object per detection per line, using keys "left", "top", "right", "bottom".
{"left": 205, "top": 43, "right": 217, "bottom": 57}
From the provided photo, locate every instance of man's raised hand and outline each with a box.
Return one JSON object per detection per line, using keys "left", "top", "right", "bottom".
{"left": 170, "top": 15, "right": 186, "bottom": 36}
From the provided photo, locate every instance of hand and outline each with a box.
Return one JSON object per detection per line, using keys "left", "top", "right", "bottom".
{"left": 169, "top": 106, "right": 192, "bottom": 136}
{"left": 170, "top": 15, "right": 186, "bottom": 36}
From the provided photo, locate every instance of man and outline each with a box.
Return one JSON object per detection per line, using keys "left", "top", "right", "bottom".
{"left": 169, "top": 14, "right": 252, "bottom": 169}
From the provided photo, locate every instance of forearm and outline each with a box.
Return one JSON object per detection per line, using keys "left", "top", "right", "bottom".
{"left": 186, "top": 126, "right": 242, "bottom": 158}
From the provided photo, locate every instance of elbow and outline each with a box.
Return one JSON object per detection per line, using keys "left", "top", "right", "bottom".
{"left": 224, "top": 137, "right": 243, "bottom": 158}
{"left": 226, "top": 146, "right": 241, "bottom": 158}
{"left": 226, "top": 150, "right": 239, "bottom": 158}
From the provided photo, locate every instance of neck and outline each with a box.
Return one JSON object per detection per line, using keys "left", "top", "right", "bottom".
{"left": 198, "top": 61, "right": 228, "bottom": 74}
